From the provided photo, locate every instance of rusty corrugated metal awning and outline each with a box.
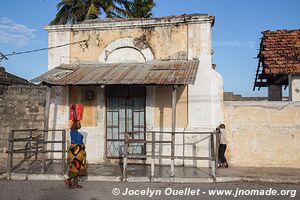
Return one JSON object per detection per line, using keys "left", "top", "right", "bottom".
{"left": 32, "top": 60, "right": 199, "bottom": 86}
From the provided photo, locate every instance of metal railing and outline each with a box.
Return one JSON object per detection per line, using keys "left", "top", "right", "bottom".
{"left": 6, "top": 129, "right": 66, "bottom": 179}
{"left": 123, "top": 131, "right": 219, "bottom": 181}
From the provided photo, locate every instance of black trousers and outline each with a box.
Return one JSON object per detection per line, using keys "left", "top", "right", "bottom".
{"left": 218, "top": 144, "right": 227, "bottom": 164}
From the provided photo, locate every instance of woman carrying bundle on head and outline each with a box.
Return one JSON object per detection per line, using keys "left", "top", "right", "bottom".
{"left": 64, "top": 104, "right": 86, "bottom": 188}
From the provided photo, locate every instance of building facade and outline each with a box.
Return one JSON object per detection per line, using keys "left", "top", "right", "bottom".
{"left": 34, "top": 14, "right": 223, "bottom": 166}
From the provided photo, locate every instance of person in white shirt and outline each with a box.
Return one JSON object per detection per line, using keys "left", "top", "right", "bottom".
{"left": 217, "top": 124, "right": 228, "bottom": 168}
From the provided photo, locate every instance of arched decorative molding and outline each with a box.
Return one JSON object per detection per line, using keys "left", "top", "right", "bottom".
{"left": 98, "top": 38, "right": 154, "bottom": 63}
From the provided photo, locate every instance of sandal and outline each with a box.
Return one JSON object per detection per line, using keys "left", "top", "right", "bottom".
{"left": 225, "top": 162, "right": 229, "bottom": 168}
{"left": 64, "top": 179, "right": 72, "bottom": 188}
{"left": 74, "top": 184, "right": 83, "bottom": 188}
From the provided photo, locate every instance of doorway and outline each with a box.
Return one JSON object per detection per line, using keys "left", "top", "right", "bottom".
{"left": 106, "top": 86, "right": 146, "bottom": 158}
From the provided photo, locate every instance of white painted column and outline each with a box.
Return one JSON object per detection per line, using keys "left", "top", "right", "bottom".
{"left": 184, "top": 22, "right": 224, "bottom": 168}
{"left": 48, "top": 86, "right": 69, "bottom": 159}
{"left": 48, "top": 86, "right": 70, "bottom": 130}
{"left": 146, "top": 86, "right": 155, "bottom": 131}
{"left": 186, "top": 23, "right": 214, "bottom": 131}
{"left": 145, "top": 86, "right": 155, "bottom": 165}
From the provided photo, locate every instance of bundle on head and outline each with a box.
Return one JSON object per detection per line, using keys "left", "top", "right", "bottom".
{"left": 71, "top": 104, "right": 81, "bottom": 129}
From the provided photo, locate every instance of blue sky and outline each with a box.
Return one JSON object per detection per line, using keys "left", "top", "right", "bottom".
{"left": 0, "top": 0, "right": 299, "bottom": 96}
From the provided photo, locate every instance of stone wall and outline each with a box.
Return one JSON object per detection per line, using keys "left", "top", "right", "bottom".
{"left": 0, "top": 86, "right": 46, "bottom": 170}
{"left": 224, "top": 92, "right": 269, "bottom": 101}
{"left": 224, "top": 101, "right": 300, "bottom": 168}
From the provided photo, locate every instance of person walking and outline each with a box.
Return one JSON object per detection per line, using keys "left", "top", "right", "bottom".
{"left": 217, "top": 124, "right": 228, "bottom": 168}
{"left": 64, "top": 105, "right": 87, "bottom": 188}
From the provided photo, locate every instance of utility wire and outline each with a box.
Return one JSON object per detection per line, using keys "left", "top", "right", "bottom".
{"left": 0, "top": 52, "right": 8, "bottom": 62}
{"left": 0, "top": 40, "right": 87, "bottom": 60}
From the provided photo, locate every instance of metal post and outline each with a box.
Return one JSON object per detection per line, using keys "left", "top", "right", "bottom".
{"left": 151, "top": 132, "right": 155, "bottom": 181}
{"left": 210, "top": 133, "right": 216, "bottom": 179}
{"left": 123, "top": 132, "right": 128, "bottom": 182}
{"left": 35, "top": 133, "right": 38, "bottom": 161}
{"left": 7, "top": 131, "right": 14, "bottom": 180}
{"left": 170, "top": 86, "right": 177, "bottom": 178}
{"left": 62, "top": 130, "right": 66, "bottom": 175}
{"left": 43, "top": 86, "right": 50, "bottom": 164}
{"left": 183, "top": 131, "right": 185, "bottom": 166}
{"left": 27, "top": 130, "right": 33, "bottom": 175}
{"left": 288, "top": 73, "right": 293, "bottom": 101}
{"left": 24, "top": 143, "right": 28, "bottom": 161}
{"left": 44, "top": 87, "right": 51, "bottom": 131}
{"left": 42, "top": 130, "right": 46, "bottom": 173}
{"left": 214, "top": 132, "right": 218, "bottom": 177}
{"left": 216, "top": 131, "right": 220, "bottom": 176}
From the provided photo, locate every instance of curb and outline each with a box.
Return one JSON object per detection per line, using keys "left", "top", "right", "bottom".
{"left": 0, "top": 173, "right": 5, "bottom": 180}
{"left": 216, "top": 176, "right": 300, "bottom": 184}
{"left": 1, "top": 173, "right": 300, "bottom": 184}
{"left": 85, "top": 175, "right": 122, "bottom": 182}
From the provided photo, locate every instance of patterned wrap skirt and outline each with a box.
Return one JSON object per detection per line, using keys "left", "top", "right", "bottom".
{"left": 68, "top": 144, "right": 87, "bottom": 178}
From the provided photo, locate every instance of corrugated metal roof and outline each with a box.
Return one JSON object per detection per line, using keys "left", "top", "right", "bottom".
{"left": 32, "top": 65, "right": 78, "bottom": 83}
{"left": 32, "top": 60, "right": 199, "bottom": 86}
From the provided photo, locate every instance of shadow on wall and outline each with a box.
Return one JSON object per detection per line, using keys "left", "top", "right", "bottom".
{"left": 155, "top": 85, "right": 211, "bottom": 167}
{"left": 81, "top": 131, "right": 88, "bottom": 144}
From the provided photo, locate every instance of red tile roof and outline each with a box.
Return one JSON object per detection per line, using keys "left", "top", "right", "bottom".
{"left": 259, "top": 29, "right": 300, "bottom": 74}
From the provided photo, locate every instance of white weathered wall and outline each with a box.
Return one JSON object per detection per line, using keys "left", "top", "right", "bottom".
{"left": 80, "top": 87, "right": 106, "bottom": 163}
{"left": 211, "top": 71, "right": 224, "bottom": 128}
{"left": 47, "top": 86, "right": 69, "bottom": 159}
{"left": 291, "top": 75, "right": 300, "bottom": 101}
{"left": 47, "top": 86, "right": 106, "bottom": 163}
{"left": 180, "top": 22, "right": 223, "bottom": 167}
{"left": 48, "top": 31, "right": 71, "bottom": 70}
{"left": 224, "top": 101, "right": 300, "bottom": 168}
{"left": 186, "top": 23, "right": 223, "bottom": 131}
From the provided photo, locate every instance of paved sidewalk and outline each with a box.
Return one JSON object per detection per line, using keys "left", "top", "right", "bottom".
{"left": 1, "top": 162, "right": 300, "bottom": 184}
{"left": 0, "top": 180, "right": 299, "bottom": 200}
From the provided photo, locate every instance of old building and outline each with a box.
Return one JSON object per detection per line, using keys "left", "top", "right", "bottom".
{"left": 223, "top": 29, "right": 300, "bottom": 168}
{"left": 254, "top": 29, "right": 300, "bottom": 101}
{"left": 0, "top": 66, "right": 31, "bottom": 95}
{"left": 33, "top": 14, "right": 223, "bottom": 167}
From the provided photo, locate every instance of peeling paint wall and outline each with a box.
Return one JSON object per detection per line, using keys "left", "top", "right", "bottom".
{"left": 69, "top": 86, "right": 106, "bottom": 163}
{"left": 69, "top": 86, "right": 98, "bottom": 127}
{"left": 69, "top": 25, "right": 187, "bottom": 62}
{"left": 224, "top": 101, "right": 300, "bottom": 168}
{"left": 47, "top": 86, "right": 106, "bottom": 163}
